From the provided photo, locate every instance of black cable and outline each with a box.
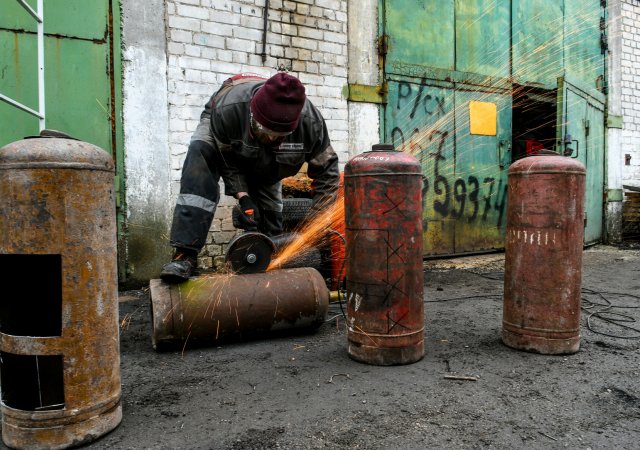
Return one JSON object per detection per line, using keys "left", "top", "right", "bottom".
{"left": 424, "top": 294, "right": 502, "bottom": 303}
{"left": 463, "top": 270, "right": 504, "bottom": 281}
{"left": 581, "top": 288, "right": 640, "bottom": 339}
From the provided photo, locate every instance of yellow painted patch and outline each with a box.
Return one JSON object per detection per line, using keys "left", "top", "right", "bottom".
{"left": 469, "top": 101, "right": 497, "bottom": 136}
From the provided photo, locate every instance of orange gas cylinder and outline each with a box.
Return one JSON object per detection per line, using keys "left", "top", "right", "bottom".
{"left": 503, "top": 152, "right": 586, "bottom": 354}
{"left": 344, "top": 144, "right": 424, "bottom": 365}
{"left": 0, "top": 134, "right": 122, "bottom": 449}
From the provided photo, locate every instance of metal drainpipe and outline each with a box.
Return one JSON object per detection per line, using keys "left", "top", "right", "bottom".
{"left": 261, "top": 0, "right": 269, "bottom": 63}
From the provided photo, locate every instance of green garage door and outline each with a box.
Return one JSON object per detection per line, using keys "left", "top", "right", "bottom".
{"left": 383, "top": 0, "right": 606, "bottom": 254}
{"left": 383, "top": 0, "right": 512, "bottom": 256}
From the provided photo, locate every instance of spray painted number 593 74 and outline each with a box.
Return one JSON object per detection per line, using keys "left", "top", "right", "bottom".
{"left": 422, "top": 175, "right": 507, "bottom": 227}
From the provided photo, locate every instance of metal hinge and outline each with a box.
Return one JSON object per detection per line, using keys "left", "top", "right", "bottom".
{"left": 378, "top": 34, "right": 388, "bottom": 56}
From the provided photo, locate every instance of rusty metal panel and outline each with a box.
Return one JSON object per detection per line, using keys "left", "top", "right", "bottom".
{"left": 0, "top": 136, "right": 121, "bottom": 448}
{"left": 455, "top": 0, "right": 511, "bottom": 79}
{"left": 344, "top": 145, "right": 424, "bottom": 365}
{"left": 503, "top": 154, "right": 586, "bottom": 354}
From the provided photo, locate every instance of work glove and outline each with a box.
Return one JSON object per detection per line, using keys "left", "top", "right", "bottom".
{"left": 233, "top": 196, "right": 260, "bottom": 231}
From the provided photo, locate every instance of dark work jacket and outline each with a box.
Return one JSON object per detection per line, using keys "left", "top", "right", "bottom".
{"left": 204, "top": 76, "right": 340, "bottom": 211}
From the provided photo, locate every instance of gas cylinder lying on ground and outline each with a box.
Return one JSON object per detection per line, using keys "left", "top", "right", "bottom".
{"left": 150, "top": 267, "right": 329, "bottom": 350}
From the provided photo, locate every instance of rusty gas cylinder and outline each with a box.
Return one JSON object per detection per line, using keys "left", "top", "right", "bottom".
{"left": 150, "top": 267, "right": 329, "bottom": 349}
{"left": 0, "top": 134, "right": 121, "bottom": 449}
{"left": 503, "top": 152, "right": 586, "bottom": 354}
{"left": 344, "top": 143, "right": 424, "bottom": 365}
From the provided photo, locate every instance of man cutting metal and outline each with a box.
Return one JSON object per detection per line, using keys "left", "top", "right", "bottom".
{"left": 160, "top": 72, "right": 339, "bottom": 283}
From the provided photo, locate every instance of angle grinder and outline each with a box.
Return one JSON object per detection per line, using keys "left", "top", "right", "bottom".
{"left": 224, "top": 232, "right": 277, "bottom": 274}
{"left": 224, "top": 232, "right": 322, "bottom": 274}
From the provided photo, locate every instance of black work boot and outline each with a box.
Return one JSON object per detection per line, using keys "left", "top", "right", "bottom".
{"left": 160, "top": 250, "right": 197, "bottom": 284}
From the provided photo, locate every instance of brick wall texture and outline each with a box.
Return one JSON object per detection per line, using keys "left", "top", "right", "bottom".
{"left": 165, "top": 0, "right": 348, "bottom": 268}
{"left": 622, "top": 0, "right": 640, "bottom": 186}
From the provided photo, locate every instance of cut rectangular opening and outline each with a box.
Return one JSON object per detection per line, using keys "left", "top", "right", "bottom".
{"left": 0, "top": 254, "right": 62, "bottom": 337}
{"left": 0, "top": 352, "right": 65, "bottom": 411}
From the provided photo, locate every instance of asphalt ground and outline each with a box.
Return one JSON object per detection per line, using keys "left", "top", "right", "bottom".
{"left": 2, "top": 245, "right": 640, "bottom": 449}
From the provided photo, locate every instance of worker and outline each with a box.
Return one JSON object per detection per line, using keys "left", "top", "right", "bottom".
{"left": 160, "top": 72, "right": 340, "bottom": 283}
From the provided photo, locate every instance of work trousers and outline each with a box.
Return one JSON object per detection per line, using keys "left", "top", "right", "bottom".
{"left": 169, "top": 139, "right": 284, "bottom": 253}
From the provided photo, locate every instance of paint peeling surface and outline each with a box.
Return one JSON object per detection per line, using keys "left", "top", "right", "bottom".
{"left": 502, "top": 155, "right": 586, "bottom": 355}
{"left": 507, "top": 229, "right": 558, "bottom": 246}
{"left": 149, "top": 268, "right": 329, "bottom": 350}
{"left": 345, "top": 147, "right": 424, "bottom": 365}
{"left": 0, "top": 137, "right": 121, "bottom": 448}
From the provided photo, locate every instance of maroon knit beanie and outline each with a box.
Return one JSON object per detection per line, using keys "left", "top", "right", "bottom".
{"left": 250, "top": 73, "right": 306, "bottom": 133}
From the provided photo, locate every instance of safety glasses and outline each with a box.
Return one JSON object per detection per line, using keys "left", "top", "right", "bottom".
{"left": 250, "top": 112, "right": 293, "bottom": 138}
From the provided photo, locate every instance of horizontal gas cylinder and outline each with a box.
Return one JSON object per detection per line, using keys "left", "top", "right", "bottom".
{"left": 150, "top": 267, "right": 329, "bottom": 350}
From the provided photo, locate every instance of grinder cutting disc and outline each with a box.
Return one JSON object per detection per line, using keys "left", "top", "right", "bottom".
{"left": 225, "top": 232, "right": 276, "bottom": 274}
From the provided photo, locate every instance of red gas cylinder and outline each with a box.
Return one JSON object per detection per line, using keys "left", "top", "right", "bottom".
{"left": 344, "top": 143, "right": 424, "bottom": 365}
{"left": 502, "top": 152, "right": 586, "bottom": 354}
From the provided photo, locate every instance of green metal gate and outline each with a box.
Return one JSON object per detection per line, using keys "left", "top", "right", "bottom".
{"left": 0, "top": 0, "right": 125, "bottom": 275}
{"left": 381, "top": 0, "right": 606, "bottom": 255}
{"left": 557, "top": 76, "right": 606, "bottom": 244}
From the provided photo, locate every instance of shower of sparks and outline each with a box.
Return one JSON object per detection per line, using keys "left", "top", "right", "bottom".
{"left": 267, "top": 193, "right": 345, "bottom": 271}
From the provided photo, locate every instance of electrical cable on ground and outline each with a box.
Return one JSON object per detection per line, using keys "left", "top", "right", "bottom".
{"left": 581, "top": 287, "right": 640, "bottom": 339}
{"left": 424, "top": 294, "right": 502, "bottom": 303}
{"left": 327, "top": 253, "right": 640, "bottom": 340}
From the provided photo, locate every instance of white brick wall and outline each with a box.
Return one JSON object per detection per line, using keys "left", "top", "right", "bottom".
{"left": 621, "top": 0, "right": 640, "bottom": 187}
{"left": 166, "top": 0, "right": 349, "bottom": 268}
